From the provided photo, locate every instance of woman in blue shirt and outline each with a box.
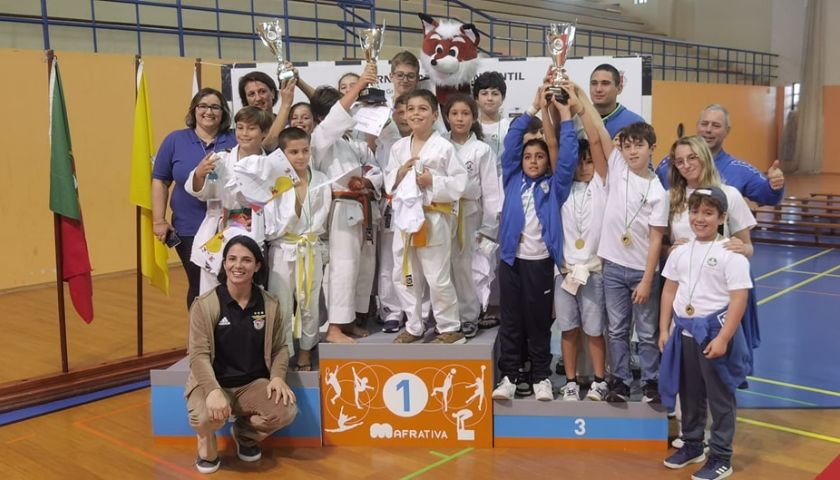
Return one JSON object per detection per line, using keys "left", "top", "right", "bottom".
{"left": 152, "top": 88, "right": 237, "bottom": 308}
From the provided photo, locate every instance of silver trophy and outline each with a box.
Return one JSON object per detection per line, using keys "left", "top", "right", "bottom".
{"left": 358, "top": 22, "right": 387, "bottom": 104}
{"left": 257, "top": 19, "right": 296, "bottom": 82}
{"left": 546, "top": 22, "right": 576, "bottom": 104}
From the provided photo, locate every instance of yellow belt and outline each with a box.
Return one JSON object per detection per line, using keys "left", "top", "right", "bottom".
{"left": 401, "top": 203, "right": 454, "bottom": 286}
{"left": 281, "top": 232, "right": 318, "bottom": 339}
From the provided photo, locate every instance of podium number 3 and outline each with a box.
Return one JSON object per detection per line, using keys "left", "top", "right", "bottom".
{"left": 383, "top": 373, "right": 429, "bottom": 417}
{"left": 574, "top": 418, "right": 586, "bottom": 436}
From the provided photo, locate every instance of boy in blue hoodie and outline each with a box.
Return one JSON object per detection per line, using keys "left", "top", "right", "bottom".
{"left": 491, "top": 84, "right": 579, "bottom": 402}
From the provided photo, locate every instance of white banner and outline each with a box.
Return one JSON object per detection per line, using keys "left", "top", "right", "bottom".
{"left": 223, "top": 55, "right": 650, "bottom": 122}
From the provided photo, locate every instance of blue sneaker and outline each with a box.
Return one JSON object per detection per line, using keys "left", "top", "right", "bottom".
{"left": 664, "top": 444, "right": 706, "bottom": 469}
{"left": 691, "top": 455, "right": 733, "bottom": 480}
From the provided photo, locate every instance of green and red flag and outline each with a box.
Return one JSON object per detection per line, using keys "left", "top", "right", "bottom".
{"left": 49, "top": 59, "right": 94, "bottom": 323}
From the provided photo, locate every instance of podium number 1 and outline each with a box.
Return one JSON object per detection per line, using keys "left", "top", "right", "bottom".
{"left": 396, "top": 379, "right": 410, "bottom": 412}
{"left": 383, "top": 373, "right": 429, "bottom": 418}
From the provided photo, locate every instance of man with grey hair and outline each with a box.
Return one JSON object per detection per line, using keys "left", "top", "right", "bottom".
{"left": 656, "top": 104, "right": 785, "bottom": 205}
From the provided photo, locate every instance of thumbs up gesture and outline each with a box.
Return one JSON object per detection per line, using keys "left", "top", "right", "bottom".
{"left": 767, "top": 159, "right": 784, "bottom": 191}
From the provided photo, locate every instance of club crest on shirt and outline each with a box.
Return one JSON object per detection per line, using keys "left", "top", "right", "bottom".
{"left": 252, "top": 312, "right": 266, "bottom": 330}
{"left": 707, "top": 257, "right": 718, "bottom": 267}
{"left": 540, "top": 182, "right": 550, "bottom": 194}
{"left": 464, "top": 159, "right": 475, "bottom": 174}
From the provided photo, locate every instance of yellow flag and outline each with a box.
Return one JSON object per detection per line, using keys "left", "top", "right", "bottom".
{"left": 129, "top": 61, "right": 169, "bottom": 295}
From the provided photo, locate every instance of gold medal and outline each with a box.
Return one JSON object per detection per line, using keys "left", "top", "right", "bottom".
{"left": 575, "top": 238, "right": 585, "bottom": 249}
{"left": 685, "top": 304, "right": 695, "bottom": 316}
{"left": 621, "top": 233, "right": 632, "bottom": 246}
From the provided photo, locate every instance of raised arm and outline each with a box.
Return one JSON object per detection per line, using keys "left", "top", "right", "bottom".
{"left": 549, "top": 97, "right": 578, "bottom": 202}
{"left": 571, "top": 81, "right": 614, "bottom": 163}
{"left": 564, "top": 81, "right": 607, "bottom": 181}
{"left": 340, "top": 63, "right": 377, "bottom": 113}
{"left": 263, "top": 76, "right": 297, "bottom": 151}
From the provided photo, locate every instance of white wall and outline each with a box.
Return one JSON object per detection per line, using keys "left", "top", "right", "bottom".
{"left": 770, "top": 0, "right": 807, "bottom": 85}
{"left": 615, "top": 0, "right": 807, "bottom": 86}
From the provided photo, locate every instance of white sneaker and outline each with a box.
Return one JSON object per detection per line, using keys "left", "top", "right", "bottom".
{"left": 534, "top": 378, "right": 554, "bottom": 401}
{"left": 560, "top": 381, "right": 580, "bottom": 401}
{"left": 492, "top": 376, "right": 516, "bottom": 400}
{"left": 586, "top": 380, "right": 609, "bottom": 401}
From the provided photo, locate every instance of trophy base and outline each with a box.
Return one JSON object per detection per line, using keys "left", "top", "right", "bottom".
{"left": 547, "top": 86, "right": 570, "bottom": 105}
{"left": 358, "top": 87, "right": 387, "bottom": 105}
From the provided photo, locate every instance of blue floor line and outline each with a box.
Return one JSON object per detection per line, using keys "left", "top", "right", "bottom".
{"left": 0, "top": 380, "right": 149, "bottom": 426}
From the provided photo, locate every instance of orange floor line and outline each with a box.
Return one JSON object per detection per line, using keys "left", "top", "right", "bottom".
{"left": 4, "top": 433, "right": 36, "bottom": 444}
{"left": 73, "top": 420, "right": 203, "bottom": 479}
{"left": 72, "top": 400, "right": 149, "bottom": 424}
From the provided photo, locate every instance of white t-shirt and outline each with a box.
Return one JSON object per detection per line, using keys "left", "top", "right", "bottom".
{"left": 669, "top": 184, "right": 757, "bottom": 242}
{"left": 516, "top": 184, "right": 549, "bottom": 260}
{"left": 561, "top": 175, "right": 607, "bottom": 266}
{"left": 662, "top": 238, "right": 753, "bottom": 318}
{"left": 598, "top": 149, "right": 669, "bottom": 271}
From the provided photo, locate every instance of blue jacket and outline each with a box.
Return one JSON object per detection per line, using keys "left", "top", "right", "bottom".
{"left": 603, "top": 103, "right": 645, "bottom": 139}
{"left": 656, "top": 149, "right": 784, "bottom": 206}
{"left": 659, "top": 308, "right": 752, "bottom": 410}
{"left": 499, "top": 114, "right": 578, "bottom": 269}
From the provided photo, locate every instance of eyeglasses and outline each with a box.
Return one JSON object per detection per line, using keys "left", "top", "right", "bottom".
{"left": 196, "top": 104, "right": 223, "bottom": 112}
{"left": 673, "top": 154, "right": 700, "bottom": 168}
{"left": 392, "top": 72, "right": 418, "bottom": 81}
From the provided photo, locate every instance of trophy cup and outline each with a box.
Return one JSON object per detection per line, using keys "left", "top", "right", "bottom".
{"left": 546, "top": 22, "right": 576, "bottom": 104}
{"left": 357, "top": 22, "right": 387, "bottom": 104}
{"left": 257, "top": 19, "right": 296, "bottom": 83}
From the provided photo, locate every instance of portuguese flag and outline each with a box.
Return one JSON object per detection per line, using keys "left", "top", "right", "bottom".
{"left": 49, "top": 60, "right": 94, "bottom": 323}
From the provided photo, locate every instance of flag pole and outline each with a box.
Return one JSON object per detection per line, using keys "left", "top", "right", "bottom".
{"left": 48, "top": 49, "right": 70, "bottom": 373}
{"left": 135, "top": 54, "right": 144, "bottom": 358}
{"left": 195, "top": 57, "right": 202, "bottom": 89}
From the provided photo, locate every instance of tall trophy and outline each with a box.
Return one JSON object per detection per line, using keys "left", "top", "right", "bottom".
{"left": 257, "top": 19, "right": 296, "bottom": 82}
{"left": 546, "top": 22, "right": 576, "bottom": 104}
{"left": 357, "top": 22, "right": 387, "bottom": 104}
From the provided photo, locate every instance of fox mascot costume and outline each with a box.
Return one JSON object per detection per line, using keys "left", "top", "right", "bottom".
{"left": 418, "top": 13, "right": 481, "bottom": 107}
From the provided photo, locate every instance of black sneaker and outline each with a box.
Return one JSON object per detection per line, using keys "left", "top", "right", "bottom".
{"left": 382, "top": 319, "right": 400, "bottom": 333}
{"left": 515, "top": 379, "right": 533, "bottom": 397}
{"left": 643, "top": 380, "right": 661, "bottom": 404}
{"left": 232, "top": 426, "right": 261, "bottom": 462}
{"left": 605, "top": 381, "right": 630, "bottom": 403}
{"left": 195, "top": 456, "right": 220, "bottom": 474}
{"left": 462, "top": 321, "right": 478, "bottom": 338}
{"left": 515, "top": 361, "right": 533, "bottom": 397}
{"left": 554, "top": 359, "right": 565, "bottom": 376}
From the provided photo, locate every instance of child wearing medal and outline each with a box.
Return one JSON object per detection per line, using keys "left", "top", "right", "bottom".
{"left": 594, "top": 118, "right": 669, "bottom": 403}
{"left": 263, "top": 127, "right": 332, "bottom": 372}
{"left": 551, "top": 82, "right": 610, "bottom": 402}
{"left": 658, "top": 187, "right": 752, "bottom": 480}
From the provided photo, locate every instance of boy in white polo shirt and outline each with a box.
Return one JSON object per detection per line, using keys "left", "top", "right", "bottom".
{"left": 596, "top": 121, "right": 668, "bottom": 403}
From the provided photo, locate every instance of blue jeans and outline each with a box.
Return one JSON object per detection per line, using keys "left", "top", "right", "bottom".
{"left": 602, "top": 259, "right": 660, "bottom": 386}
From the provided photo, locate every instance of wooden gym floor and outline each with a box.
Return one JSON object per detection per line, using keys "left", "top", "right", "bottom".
{"left": 2, "top": 174, "right": 840, "bottom": 478}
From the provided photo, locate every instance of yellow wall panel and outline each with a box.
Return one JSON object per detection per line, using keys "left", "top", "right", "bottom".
{"left": 0, "top": 49, "right": 53, "bottom": 290}
{"left": 823, "top": 85, "right": 840, "bottom": 174}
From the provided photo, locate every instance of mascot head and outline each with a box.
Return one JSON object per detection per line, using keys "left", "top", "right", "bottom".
{"left": 418, "top": 13, "right": 480, "bottom": 88}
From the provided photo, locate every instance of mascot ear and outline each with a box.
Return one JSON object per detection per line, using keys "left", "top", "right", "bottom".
{"left": 460, "top": 23, "right": 480, "bottom": 46}
{"left": 418, "top": 13, "right": 438, "bottom": 35}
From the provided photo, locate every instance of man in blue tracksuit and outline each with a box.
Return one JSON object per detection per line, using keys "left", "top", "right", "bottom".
{"left": 590, "top": 63, "right": 645, "bottom": 139}
{"left": 655, "top": 104, "right": 786, "bottom": 205}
